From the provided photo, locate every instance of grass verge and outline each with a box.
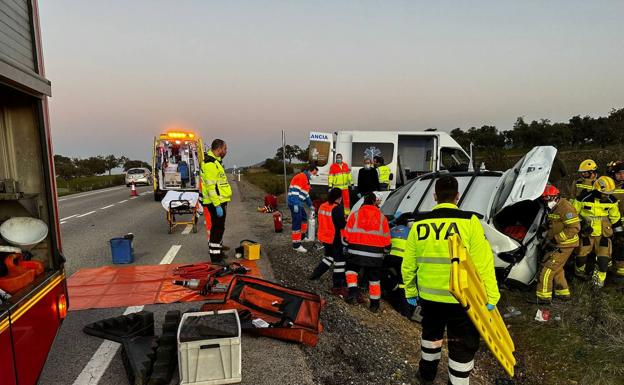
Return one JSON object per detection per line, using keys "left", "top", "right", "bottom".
{"left": 243, "top": 171, "right": 293, "bottom": 196}
{"left": 56, "top": 175, "right": 125, "bottom": 196}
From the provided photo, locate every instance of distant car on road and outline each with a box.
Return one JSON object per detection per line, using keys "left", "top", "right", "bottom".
{"left": 125, "top": 167, "right": 152, "bottom": 186}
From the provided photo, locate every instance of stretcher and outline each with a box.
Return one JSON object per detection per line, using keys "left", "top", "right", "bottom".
{"left": 447, "top": 234, "right": 516, "bottom": 377}
{"left": 161, "top": 191, "right": 201, "bottom": 234}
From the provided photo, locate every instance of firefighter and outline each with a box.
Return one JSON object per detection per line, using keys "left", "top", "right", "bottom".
{"left": 573, "top": 176, "right": 622, "bottom": 288}
{"left": 328, "top": 153, "right": 353, "bottom": 215}
{"left": 572, "top": 159, "right": 598, "bottom": 201}
{"left": 309, "top": 188, "right": 348, "bottom": 296}
{"left": 344, "top": 192, "right": 391, "bottom": 313}
{"left": 533, "top": 184, "right": 580, "bottom": 304}
{"left": 607, "top": 160, "right": 624, "bottom": 282}
{"left": 201, "top": 139, "right": 232, "bottom": 263}
{"left": 374, "top": 156, "right": 391, "bottom": 191}
{"left": 288, "top": 165, "right": 318, "bottom": 253}
{"left": 402, "top": 175, "right": 499, "bottom": 385}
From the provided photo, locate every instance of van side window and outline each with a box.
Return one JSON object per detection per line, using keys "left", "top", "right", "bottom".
{"left": 440, "top": 148, "right": 470, "bottom": 172}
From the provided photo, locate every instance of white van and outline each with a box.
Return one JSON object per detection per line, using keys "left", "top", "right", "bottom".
{"left": 308, "top": 130, "right": 470, "bottom": 195}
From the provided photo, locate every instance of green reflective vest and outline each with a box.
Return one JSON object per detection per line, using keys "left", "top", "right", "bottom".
{"left": 402, "top": 203, "right": 500, "bottom": 305}
{"left": 201, "top": 150, "right": 232, "bottom": 206}
{"left": 377, "top": 165, "right": 391, "bottom": 186}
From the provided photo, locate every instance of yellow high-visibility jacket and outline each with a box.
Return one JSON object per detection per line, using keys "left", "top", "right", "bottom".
{"left": 377, "top": 165, "right": 391, "bottom": 186}
{"left": 402, "top": 203, "right": 500, "bottom": 305}
{"left": 573, "top": 190, "right": 621, "bottom": 237}
{"left": 201, "top": 150, "right": 232, "bottom": 206}
{"left": 328, "top": 162, "right": 352, "bottom": 189}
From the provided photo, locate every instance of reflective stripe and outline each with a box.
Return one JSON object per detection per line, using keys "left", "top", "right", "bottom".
{"left": 333, "top": 268, "right": 345, "bottom": 273}
{"left": 448, "top": 372, "right": 470, "bottom": 385}
{"left": 421, "top": 351, "right": 442, "bottom": 361}
{"left": 334, "top": 261, "right": 346, "bottom": 266}
{"left": 536, "top": 292, "right": 552, "bottom": 299}
{"left": 558, "top": 231, "right": 567, "bottom": 241}
{"left": 540, "top": 268, "right": 552, "bottom": 297}
{"left": 209, "top": 243, "right": 222, "bottom": 248}
{"left": 416, "top": 257, "right": 451, "bottom": 265}
{"left": 391, "top": 247, "right": 405, "bottom": 253}
{"left": 348, "top": 249, "right": 385, "bottom": 258}
{"left": 449, "top": 359, "right": 474, "bottom": 372}
{"left": 555, "top": 288, "right": 570, "bottom": 296}
{"left": 318, "top": 210, "right": 332, "bottom": 216}
{"left": 347, "top": 211, "right": 388, "bottom": 237}
{"left": 563, "top": 217, "right": 581, "bottom": 224}
{"left": 369, "top": 281, "right": 381, "bottom": 299}
{"left": 559, "top": 237, "right": 579, "bottom": 245}
{"left": 209, "top": 250, "right": 222, "bottom": 254}
{"left": 322, "top": 258, "right": 333, "bottom": 266}
{"left": 418, "top": 286, "right": 453, "bottom": 297}
{"left": 421, "top": 339, "right": 443, "bottom": 349}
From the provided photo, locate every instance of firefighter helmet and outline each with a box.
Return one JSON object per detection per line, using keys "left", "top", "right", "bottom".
{"left": 607, "top": 160, "right": 624, "bottom": 177}
{"left": 578, "top": 159, "right": 598, "bottom": 173}
{"left": 542, "top": 184, "right": 560, "bottom": 199}
{"left": 593, "top": 176, "right": 616, "bottom": 194}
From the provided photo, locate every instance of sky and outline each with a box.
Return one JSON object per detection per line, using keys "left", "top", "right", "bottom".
{"left": 39, "top": 1, "right": 624, "bottom": 168}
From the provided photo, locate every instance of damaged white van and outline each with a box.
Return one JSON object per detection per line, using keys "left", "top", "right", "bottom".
{"left": 364, "top": 146, "right": 557, "bottom": 287}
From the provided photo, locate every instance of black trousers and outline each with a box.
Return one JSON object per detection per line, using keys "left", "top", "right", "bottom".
{"left": 310, "top": 243, "right": 346, "bottom": 288}
{"left": 204, "top": 203, "right": 227, "bottom": 261}
{"left": 419, "top": 300, "right": 480, "bottom": 384}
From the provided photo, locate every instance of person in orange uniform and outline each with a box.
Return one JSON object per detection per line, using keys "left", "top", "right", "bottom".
{"left": 328, "top": 153, "right": 353, "bottom": 215}
{"left": 344, "top": 192, "right": 391, "bottom": 313}
{"left": 288, "top": 165, "right": 318, "bottom": 253}
{"left": 309, "top": 188, "right": 348, "bottom": 296}
{"left": 533, "top": 184, "right": 580, "bottom": 304}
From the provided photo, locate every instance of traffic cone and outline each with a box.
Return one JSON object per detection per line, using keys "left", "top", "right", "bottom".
{"left": 130, "top": 182, "right": 138, "bottom": 197}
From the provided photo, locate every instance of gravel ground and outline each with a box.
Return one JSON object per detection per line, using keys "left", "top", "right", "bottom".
{"left": 236, "top": 178, "right": 529, "bottom": 385}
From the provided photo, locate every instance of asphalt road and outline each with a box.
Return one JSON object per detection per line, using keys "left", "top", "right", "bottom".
{"left": 40, "top": 181, "right": 314, "bottom": 385}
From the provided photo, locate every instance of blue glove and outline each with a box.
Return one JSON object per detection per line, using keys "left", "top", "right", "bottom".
{"left": 215, "top": 206, "right": 224, "bottom": 218}
{"left": 486, "top": 303, "right": 495, "bottom": 311}
{"left": 406, "top": 297, "right": 418, "bottom": 306}
{"left": 293, "top": 205, "right": 299, "bottom": 214}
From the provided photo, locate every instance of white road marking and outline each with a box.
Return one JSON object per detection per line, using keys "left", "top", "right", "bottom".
{"left": 60, "top": 214, "right": 77, "bottom": 221}
{"left": 71, "top": 247, "right": 181, "bottom": 385}
{"left": 140, "top": 191, "right": 151, "bottom": 196}
{"left": 117, "top": 200, "right": 127, "bottom": 204}
{"left": 57, "top": 186, "right": 125, "bottom": 202}
{"left": 130, "top": 196, "right": 138, "bottom": 200}
{"left": 76, "top": 211, "right": 96, "bottom": 218}
{"left": 60, "top": 221, "right": 66, "bottom": 225}
{"left": 181, "top": 224, "right": 193, "bottom": 235}
{"left": 100, "top": 204, "right": 114, "bottom": 210}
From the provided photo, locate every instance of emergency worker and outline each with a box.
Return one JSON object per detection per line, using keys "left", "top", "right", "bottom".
{"left": 385, "top": 217, "right": 414, "bottom": 317}
{"left": 328, "top": 153, "right": 353, "bottom": 215}
{"left": 344, "top": 193, "right": 391, "bottom": 313}
{"left": 201, "top": 139, "right": 232, "bottom": 263}
{"left": 572, "top": 159, "right": 598, "bottom": 201}
{"left": 573, "top": 176, "right": 622, "bottom": 288}
{"left": 375, "top": 156, "right": 391, "bottom": 191}
{"left": 309, "top": 188, "right": 348, "bottom": 296}
{"left": 534, "top": 185, "right": 580, "bottom": 303}
{"left": 402, "top": 175, "right": 499, "bottom": 385}
{"left": 288, "top": 165, "right": 318, "bottom": 253}
{"left": 357, "top": 157, "right": 380, "bottom": 197}
{"left": 607, "top": 160, "right": 624, "bottom": 282}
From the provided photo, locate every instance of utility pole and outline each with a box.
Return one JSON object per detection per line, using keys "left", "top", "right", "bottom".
{"left": 282, "top": 130, "right": 287, "bottom": 195}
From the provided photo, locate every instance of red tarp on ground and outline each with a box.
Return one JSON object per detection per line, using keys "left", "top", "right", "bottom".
{"left": 67, "top": 259, "right": 261, "bottom": 311}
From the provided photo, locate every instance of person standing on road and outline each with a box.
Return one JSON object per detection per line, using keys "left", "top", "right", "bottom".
{"left": 573, "top": 176, "right": 621, "bottom": 288}
{"left": 357, "top": 157, "right": 380, "bottom": 198}
{"left": 328, "top": 153, "right": 353, "bottom": 215}
{"left": 374, "top": 156, "right": 391, "bottom": 191}
{"left": 288, "top": 165, "right": 318, "bottom": 253}
{"left": 309, "top": 187, "right": 348, "bottom": 296}
{"left": 607, "top": 160, "right": 624, "bottom": 283}
{"left": 533, "top": 184, "right": 580, "bottom": 304}
{"left": 402, "top": 175, "right": 500, "bottom": 385}
{"left": 344, "top": 192, "right": 391, "bottom": 313}
{"left": 201, "top": 139, "right": 232, "bottom": 263}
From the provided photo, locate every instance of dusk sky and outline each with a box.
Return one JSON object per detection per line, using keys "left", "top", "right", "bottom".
{"left": 40, "top": 1, "right": 624, "bottom": 168}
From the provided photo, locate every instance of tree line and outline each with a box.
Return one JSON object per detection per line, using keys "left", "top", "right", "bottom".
{"left": 450, "top": 108, "right": 624, "bottom": 151}
{"left": 54, "top": 154, "right": 151, "bottom": 179}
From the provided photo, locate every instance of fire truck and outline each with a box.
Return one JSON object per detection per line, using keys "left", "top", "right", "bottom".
{"left": 0, "top": 2, "right": 68, "bottom": 385}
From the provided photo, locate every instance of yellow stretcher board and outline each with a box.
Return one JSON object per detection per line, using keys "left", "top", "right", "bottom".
{"left": 447, "top": 234, "right": 516, "bottom": 377}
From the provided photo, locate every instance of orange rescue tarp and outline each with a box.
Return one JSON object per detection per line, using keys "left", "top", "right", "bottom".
{"left": 67, "top": 259, "right": 261, "bottom": 311}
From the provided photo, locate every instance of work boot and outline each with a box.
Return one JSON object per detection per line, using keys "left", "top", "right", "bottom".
{"left": 369, "top": 299, "right": 380, "bottom": 313}
{"left": 415, "top": 371, "right": 434, "bottom": 385}
{"left": 309, "top": 263, "right": 330, "bottom": 280}
{"left": 345, "top": 287, "right": 359, "bottom": 304}
{"left": 574, "top": 266, "right": 588, "bottom": 280}
{"left": 301, "top": 237, "right": 313, "bottom": 243}
{"left": 592, "top": 271, "right": 605, "bottom": 288}
{"left": 526, "top": 295, "right": 552, "bottom": 305}
{"left": 293, "top": 245, "right": 308, "bottom": 253}
{"left": 554, "top": 295, "right": 571, "bottom": 302}
{"left": 330, "top": 287, "right": 348, "bottom": 298}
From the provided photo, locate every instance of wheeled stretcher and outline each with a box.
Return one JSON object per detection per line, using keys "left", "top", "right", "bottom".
{"left": 161, "top": 191, "right": 202, "bottom": 234}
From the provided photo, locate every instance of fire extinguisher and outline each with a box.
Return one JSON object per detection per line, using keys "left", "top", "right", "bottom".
{"left": 273, "top": 211, "right": 283, "bottom": 233}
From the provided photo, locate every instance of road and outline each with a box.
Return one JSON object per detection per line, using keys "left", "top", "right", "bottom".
{"left": 40, "top": 181, "right": 314, "bottom": 385}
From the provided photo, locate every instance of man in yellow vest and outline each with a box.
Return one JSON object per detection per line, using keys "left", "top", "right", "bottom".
{"left": 402, "top": 175, "right": 499, "bottom": 385}
{"left": 608, "top": 160, "right": 624, "bottom": 282}
{"left": 374, "top": 156, "right": 391, "bottom": 191}
{"left": 328, "top": 153, "right": 353, "bottom": 215}
{"left": 574, "top": 176, "right": 622, "bottom": 288}
{"left": 201, "top": 139, "right": 233, "bottom": 263}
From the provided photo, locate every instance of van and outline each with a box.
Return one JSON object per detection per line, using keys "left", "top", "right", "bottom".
{"left": 308, "top": 130, "right": 470, "bottom": 195}
{"left": 153, "top": 131, "right": 204, "bottom": 201}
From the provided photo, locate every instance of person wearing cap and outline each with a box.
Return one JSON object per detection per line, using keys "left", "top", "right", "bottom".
{"left": 572, "top": 159, "right": 598, "bottom": 202}
{"left": 573, "top": 176, "right": 622, "bottom": 288}
{"left": 607, "top": 160, "right": 624, "bottom": 282}
{"left": 328, "top": 153, "right": 353, "bottom": 215}
{"left": 309, "top": 187, "right": 348, "bottom": 297}
{"left": 533, "top": 184, "right": 580, "bottom": 303}
{"left": 344, "top": 192, "right": 391, "bottom": 313}
{"left": 402, "top": 175, "right": 499, "bottom": 385}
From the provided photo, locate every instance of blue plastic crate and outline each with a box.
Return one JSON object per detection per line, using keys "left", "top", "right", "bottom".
{"left": 110, "top": 237, "right": 133, "bottom": 264}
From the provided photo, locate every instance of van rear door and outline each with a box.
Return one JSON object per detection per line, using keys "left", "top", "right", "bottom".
{"left": 309, "top": 132, "right": 333, "bottom": 186}
{"left": 349, "top": 132, "right": 397, "bottom": 188}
